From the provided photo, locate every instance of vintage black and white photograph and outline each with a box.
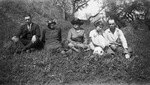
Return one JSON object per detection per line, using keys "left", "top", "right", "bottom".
{"left": 0, "top": 0, "right": 150, "bottom": 85}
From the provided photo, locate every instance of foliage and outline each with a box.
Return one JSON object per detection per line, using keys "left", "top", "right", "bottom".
{"left": 0, "top": 0, "right": 27, "bottom": 48}
{"left": 103, "top": 0, "right": 150, "bottom": 29}
{"left": 53, "top": 0, "right": 90, "bottom": 20}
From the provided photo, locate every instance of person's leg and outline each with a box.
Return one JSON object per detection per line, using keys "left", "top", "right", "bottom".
{"left": 19, "top": 39, "right": 31, "bottom": 46}
{"left": 15, "top": 40, "right": 25, "bottom": 49}
{"left": 105, "top": 47, "right": 115, "bottom": 55}
{"left": 61, "top": 40, "right": 71, "bottom": 54}
{"left": 68, "top": 42, "right": 80, "bottom": 52}
{"left": 127, "top": 47, "right": 133, "bottom": 53}
{"left": 110, "top": 44, "right": 117, "bottom": 52}
{"left": 76, "top": 43, "right": 87, "bottom": 48}
{"left": 89, "top": 42, "right": 95, "bottom": 50}
{"left": 116, "top": 46, "right": 124, "bottom": 56}
{"left": 19, "top": 39, "right": 32, "bottom": 51}
{"left": 116, "top": 46, "right": 133, "bottom": 58}
{"left": 20, "top": 38, "right": 41, "bottom": 51}
{"left": 44, "top": 42, "right": 62, "bottom": 51}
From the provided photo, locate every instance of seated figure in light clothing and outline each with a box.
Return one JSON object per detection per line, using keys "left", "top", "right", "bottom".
{"left": 105, "top": 19, "right": 132, "bottom": 58}
{"left": 89, "top": 21, "right": 109, "bottom": 55}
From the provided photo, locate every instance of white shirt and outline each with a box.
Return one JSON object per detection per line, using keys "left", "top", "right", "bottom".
{"left": 105, "top": 28, "right": 128, "bottom": 49}
{"left": 89, "top": 29, "right": 108, "bottom": 48}
{"left": 27, "top": 23, "right": 32, "bottom": 31}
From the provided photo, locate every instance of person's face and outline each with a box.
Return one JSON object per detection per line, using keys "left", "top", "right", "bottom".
{"left": 73, "top": 24, "right": 80, "bottom": 30}
{"left": 48, "top": 23, "right": 55, "bottom": 29}
{"left": 109, "top": 22, "right": 116, "bottom": 31}
{"left": 96, "top": 25, "right": 103, "bottom": 32}
{"left": 25, "top": 16, "right": 32, "bottom": 24}
{"left": 50, "top": 23, "right": 55, "bottom": 28}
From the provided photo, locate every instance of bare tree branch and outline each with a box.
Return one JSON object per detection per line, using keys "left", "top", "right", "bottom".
{"left": 74, "top": 0, "right": 90, "bottom": 12}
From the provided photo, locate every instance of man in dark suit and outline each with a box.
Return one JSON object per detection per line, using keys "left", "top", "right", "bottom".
{"left": 11, "top": 14, "right": 41, "bottom": 52}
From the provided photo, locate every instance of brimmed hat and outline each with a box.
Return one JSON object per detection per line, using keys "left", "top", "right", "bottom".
{"left": 71, "top": 19, "right": 84, "bottom": 25}
{"left": 94, "top": 21, "right": 103, "bottom": 27}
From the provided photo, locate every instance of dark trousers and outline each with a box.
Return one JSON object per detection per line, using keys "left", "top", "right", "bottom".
{"left": 105, "top": 45, "right": 132, "bottom": 56}
{"left": 17, "top": 38, "right": 42, "bottom": 50}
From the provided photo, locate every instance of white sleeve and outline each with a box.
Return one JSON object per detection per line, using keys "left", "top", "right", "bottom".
{"left": 89, "top": 30, "right": 93, "bottom": 38}
{"left": 119, "top": 30, "right": 128, "bottom": 49}
{"left": 103, "top": 32, "right": 110, "bottom": 46}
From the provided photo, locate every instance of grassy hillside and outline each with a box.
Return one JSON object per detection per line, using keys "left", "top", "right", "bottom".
{"left": 0, "top": 0, "right": 150, "bottom": 85}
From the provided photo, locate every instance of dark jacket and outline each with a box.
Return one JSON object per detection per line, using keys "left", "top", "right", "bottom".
{"left": 41, "top": 27, "right": 61, "bottom": 44}
{"left": 16, "top": 23, "right": 41, "bottom": 40}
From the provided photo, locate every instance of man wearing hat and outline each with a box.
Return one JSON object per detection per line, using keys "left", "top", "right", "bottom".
{"left": 67, "top": 19, "right": 88, "bottom": 52}
{"left": 11, "top": 14, "right": 41, "bottom": 53}
{"left": 41, "top": 19, "right": 62, "bottom": 51}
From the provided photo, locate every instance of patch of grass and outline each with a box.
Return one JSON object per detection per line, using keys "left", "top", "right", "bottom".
{"left": 0, "top": 47, "right": 150, "bottom": 85}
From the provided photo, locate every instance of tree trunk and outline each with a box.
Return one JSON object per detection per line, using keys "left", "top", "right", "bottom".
{"left": 62, "top": 8, "right": 66, "bottom": 20}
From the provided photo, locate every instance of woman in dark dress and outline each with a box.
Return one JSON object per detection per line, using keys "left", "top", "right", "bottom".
{"left": 41, "top": 19, "right": 62, "bottom": 51}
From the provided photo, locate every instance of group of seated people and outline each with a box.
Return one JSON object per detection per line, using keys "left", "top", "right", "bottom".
{"left": 11, "top": 14, "right": 131, "bottom": 58}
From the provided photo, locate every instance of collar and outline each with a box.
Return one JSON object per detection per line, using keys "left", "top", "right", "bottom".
{"left": 26, "top": 23, "right": 32, "bottom": 26}
{"left": 94, "top": 29, "right": 104, "bottom": 36}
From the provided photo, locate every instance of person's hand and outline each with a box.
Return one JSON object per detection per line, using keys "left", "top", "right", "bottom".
{"left": 72, "top": 41, "right": 77, "bottom": 46}
{"left": 31, "top": 35, "right": 37, "bottom": 43}
{"left": 11, "top": 36, "right": 19, "bottom": 42}
{"left": 78, "top": 43, "right": 86, "bottom": 48}
{"left": 125, "top": 53, "right": 130, "bottom": 59}
{"left": 110, "top": 44, "right": 117, "bottom": 50}
{"left": 61, "top": 50, "right": 66, "bottom": 54}
{"left": 124, "top": 48, "right": 129, "bottom": 54}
